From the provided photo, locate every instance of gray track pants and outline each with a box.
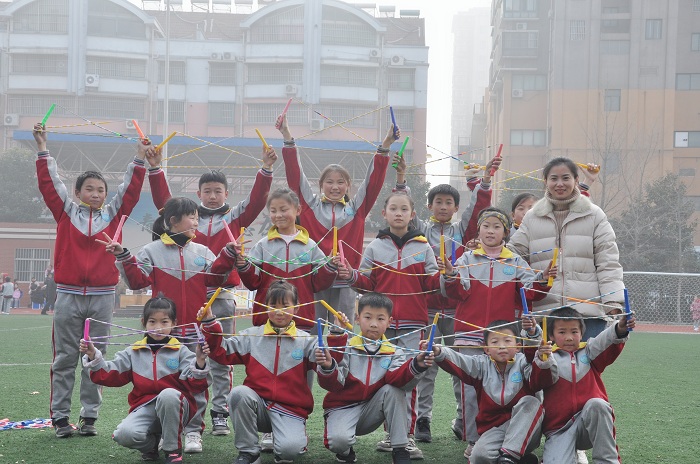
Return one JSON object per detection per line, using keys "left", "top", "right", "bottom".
{"left": 312, "top": 286, "right": 357, "bottom": 336}
{"left": 209, "top": 298, "right": 235, "bottom": 415}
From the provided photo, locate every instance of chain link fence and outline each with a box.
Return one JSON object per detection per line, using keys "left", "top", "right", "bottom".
{"left": 624, "top": 272, "right": 700, "bottom": 327}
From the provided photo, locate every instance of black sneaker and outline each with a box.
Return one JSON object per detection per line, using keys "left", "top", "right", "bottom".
{"left": 336, "top": 446, "right": 357, "bottom": 463}
{"left": 141, "top": 434, "right": 161, "bottom": 461}
{"left": 496, "top": 451, "right": 519, "bottom": 464}
{"left": 233, "top": 452, "right": 261, "bottom": 464}
{"left": 164, "top": 451, "right": 183, "bottom": 464}
{"left": 521, "top": 453, "right": 540, "bottom": 464}
{"left": 414, "top": 417, "right": 431, "bottom": 443}
{"left": 391, "top": 447, "right": 411, "bottom": 464}
{"left": 78, "top": 417, "right": 97, "bottom": 436}
{"left": 451, "top": 418, "right": 464, "bottom": 441}
{"left": 210, "top": 410, "right": 231, "bottom": 436}
{"left": 53, "top": 417, "right": 74, "bottom": 438}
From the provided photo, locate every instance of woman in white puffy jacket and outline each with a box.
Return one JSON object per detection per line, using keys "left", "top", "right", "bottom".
{"left": 508, "top": 157, "right": 625, "bottom": 340}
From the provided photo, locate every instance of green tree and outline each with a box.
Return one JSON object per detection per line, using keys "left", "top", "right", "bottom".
{"left": 367, "top": 173, "right": 431, "bottom": 232}
{"left": 495, "top": 174, "right": 545, "bottom": 214}
{"left": 611, "top": 173, "right": 700, "bottom": 272}
{"left": 0, "top": 147, "right": 51, "bottom": 223}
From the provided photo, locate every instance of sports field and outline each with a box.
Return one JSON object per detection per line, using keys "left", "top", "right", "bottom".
{"left": 0, "top": 315, "right": 698, "bottom": 463}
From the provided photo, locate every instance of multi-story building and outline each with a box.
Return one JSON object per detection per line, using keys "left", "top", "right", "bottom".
{"left": 0, "top": 0, "right": 428, "bottom": 281}
{"left": 484, "top": 0, "right": 700, "bottom": 242}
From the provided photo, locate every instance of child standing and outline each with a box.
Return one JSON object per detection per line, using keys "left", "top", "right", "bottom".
{"left": 0, "top": 276, "right": 12, "bottom": 314}
{"left": 317, "top": 292, "right": 433, "bottom": 464}
{"left": 80, "top": 296, "right": 210, "bottom": 463}
{"left": 691, "top": 295, "right": 700, "bottom": 331}
{"left": 430, "top": 319, "right": 553, "bottom": 464}
{"left": 33, "top": 123, "right": 149, "bottom": 438}
{"left": 278, "top": 114, "right": 397, "bottom": 331}
{"left": 198, "top": 280, "right": 326, "bottom": 464}
{"left": 531, "top": 307, "right": 636, "bottom": 463}
{"left": 234, "top": 188, "right": 339, "bottom": 332}
{"left": 148, "top": 146, "right": 277, "bottom": 436}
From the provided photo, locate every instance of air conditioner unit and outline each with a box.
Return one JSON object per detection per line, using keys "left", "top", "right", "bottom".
{"left": 515, "top": 22, "right": 528, "bottom": 30}
{"left": 210, "top": 52, "right": 220, "bottom": 60}
{"left": 85, "top": 74, "right": 100, "bottom": 87}
{"left": 285, "top": 84, "right": 298, "bottom": 95}
{"left": 310, "top": 119, "right": 324, "bottom": 131}
{"left": 511, "top": 88, "right": 524, "bottom": 98}
{"left": 125, "top": 119, "right": 138, "bottom": 130}
{"left": 3, "top": 114, "right": 19, "bottom": 127}
{"left": 390, "top": 55, "right": 405, "bottom": 66}
{"left": 369, "top": 48, "right": 380, "bottom": 58}
{"left": 223, "top": 52, "right": 232, "bottom": 60}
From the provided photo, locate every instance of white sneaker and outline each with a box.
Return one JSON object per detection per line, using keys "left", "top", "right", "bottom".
{"left": 406, "top": 437, "right": 423, "bottom": 460}
{"left": 694, "top": 327, "right": 699, "bottom": 331}
{"left": 260, "top": 432, "right": 274, "bottom": 452}
{"left": 576, "top": 449, "right": 589, "bottom": 464}
{"left": 463, "top": 442, "right": 475, "bottom": 459}
{"left": 376, "top": 432, "right": 391, "bottom": 452}
{"left": 184, "top": 432, "right": 203, "bottom": 453}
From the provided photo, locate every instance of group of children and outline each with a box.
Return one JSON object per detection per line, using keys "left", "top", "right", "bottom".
{"left": 33, "top": 112, "right": 634, "bottom": 464}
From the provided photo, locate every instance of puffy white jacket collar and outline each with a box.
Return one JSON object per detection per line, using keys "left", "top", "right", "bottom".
{"left": 532, "top": 194, "right": 592, "bottom": 217}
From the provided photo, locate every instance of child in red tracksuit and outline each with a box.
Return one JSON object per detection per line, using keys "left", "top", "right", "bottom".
{"left": 80, "top": 296, "right": 210, "bottom": 464}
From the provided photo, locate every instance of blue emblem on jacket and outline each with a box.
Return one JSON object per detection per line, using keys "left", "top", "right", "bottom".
{"left": 194, "top": 256, "right": 206, "bottom": 266}
{"left": 380, "top": 357, "right": 392, "bottom": 369}
{"left": 291, "top": 348, "right": 304, "bottom": 360}
{"left": 166, "top": 358, "right": 179, "bottom": 370}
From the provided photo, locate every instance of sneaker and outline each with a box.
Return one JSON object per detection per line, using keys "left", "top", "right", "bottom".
{"left": 336, "top": 447, "right": 357, "bottom": 463}
{"left": 53, "top": 418, "right": 75, "bottom": 438}
{"left": 521, "top": 453, "right": 540, "bottom": 464}
{"left": 274, "top": 455, "right": 294, "bottom": 464}
{"left": 211, "top": 411, "right": 231, "bottom": 436}
{"left": 391, "top": 447, "right": 411, "bottom": 464}
{"left": 234, "top": 452, "right": 261, "bottom": 464}
{"left": 164, "top": 451, "right": 183, "bottom": 463}
{"left": 451, "top": 418, "right": 464, "bottom": 441}
{"left": 184, "top": 432, "right": 203, "bottom": 453}
{"left": 576, "top": 449, "right": 589, "bottom": 464}
{"left": 78, "top": 417, "right": 97, "bottom": 436}
{"left": 463, "top": 442, "right": 475, "bottom": 459}
{"left": 496, "top": 452, "right": 519, "bottom": 464}
{"left": 414, "top": 418, "right": 432, "bottom": 443}
{"left": 376, "top": 432, "right": 391, "bottom": 452}
{"left": 141, "top": 434, "right": 161, "bottom": 461}
{"left": 406, "top": 437, "right": 423, "bottom": 460}
{"left": 260, "top": 432, "right": 274, "bottom": 452}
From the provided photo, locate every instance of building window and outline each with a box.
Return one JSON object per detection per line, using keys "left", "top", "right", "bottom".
{"left": 14, "top": 249, "right": 51, "bottom": 282}
{"left": 603, "top": 151, "right": 620, "bottom": 175}
{"left": 87, "top": 0, "right": 145, "bottom": 39}
{"left": 502, "top": 31, "right": 539, "bottom": 56}
{"left": 11, "top": 54, "right": 67, "bottom": 75}
{"left": 247, "top": 64, "right": 302, "bottom": 85}
{"left": 503, "top": 0, "right": 538, "bottom": 19}
{"left": 601, "top": 0, "right": 630, "bottom": 14}
{"left": 604, "top": 89, "right": 621, "bottom": 112}
{"left": 676, "top": 73, "right": 700, "bottom": 90}
{"left": 674, "top": 131, "right": 700, "bottom": 148}
{"left": 7, "top": 94, "right": 145, "bottom": 119}
{"left": 247, "top": 103, "right": 308, "bottom": 125}
{"left": 694, "top": 0, "right": 700, "bottom": 12}
{"left": 679, "top": 168, "right": 696, "bottom": 177}
{"left": 321, "top": 6, "right": 377, "bottom": 46}
{"left": 692, "top": 33, "right": 700, "bottom": 51}
{"left": 569, "top": 20, "right": 586, "bottom": 41}
{"left": 250, "top": 6, "right": 304, "bottom": 43}
{"left": 314, "top": 104, "right": 377, "bottom": 128}
{"left": 86, "top": 57, "right": 146, "bottom": 80}
{"left": 13, "top": 0, "right": 68, "bottom": 34}
{"left": 600, "top": 40, "right": 630, "bottom": 54}
{"left": 385, "top": 108, "right": 414, "bottom": 131}
{"left": 157, "top": 101, "right": 185, "bottom": 123}
{"left": 209, "top": 102, "right": 235, "bottom": 125}
{"left": 158, "top": 61, "right": 186, "bottom": 84}
{"left": 512, "top": 74, "right": 547, "bottom": 90}
{"left": 388, "top": 69, "right": 415, "bottom": 90}
{"left": 209, "top": 62, "right": 237, "bottom": 85}
{"left": 645, "top": 19, "right": 662, "bottom": 40}
{"left": 320, "top": 66, "right": 377, "bottom": 87}
{"left": 510, "top": 130, "right": 546, "bottom": 146}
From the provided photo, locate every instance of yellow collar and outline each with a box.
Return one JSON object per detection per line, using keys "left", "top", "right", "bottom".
{"left": 263, "top": 320, "right": 298, "bottom": 337}
{"left": 132, "top": 337, "right": 181, "bottom": 350}
{"left": 349, "top": 334, "right": 396, "bottom": 355}
{"left": 552, "top": 342, "right": 587, "bottom": 353}
{"left": 267, "top": 225, "right": 310, "bottom": 244}
{"left": 321, "top": 194, "right": 347, "bottom": 206}
{"left": 473, "top": 244, "right": 513, "bottom": 259}
{"left": 79, "top": 201, "right": 103, "bottom": 211}
{"left": 489, "top": 356, "right": 516, "bottom": 366}
{"left": 160, "top": 232, "right": 194, "bottom": 246}
{"left": 429, "top": 215, "right": 453, "bottom": 224}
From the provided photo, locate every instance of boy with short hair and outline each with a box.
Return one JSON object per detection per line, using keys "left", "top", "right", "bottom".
{"left": 316, "top": 292, "right": 432, "bottom": 464}
{"left": 429, "top": 319, "right": 553, "bottom": 464}
{"left": 148, "top": 148, "right": 276, "bottom": 445}
{"left": 531, "top": 307, "right": 636, "bottom": 464}
{"left": 33, "top": 122, "right": 150, "bottom": 438}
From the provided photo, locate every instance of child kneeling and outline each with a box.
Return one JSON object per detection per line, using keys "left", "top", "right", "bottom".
{"left": 429, "top": 319, "right": 553, "bottom": 464}
{"left": 80, "top": 296, "right": 210, "bottom": 463}
{"left": 316, "top": 293, "right": 432, "bottom": 464}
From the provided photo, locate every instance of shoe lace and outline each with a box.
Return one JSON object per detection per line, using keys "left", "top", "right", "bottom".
{"left": 213, "top": 416, "right": 228, "bottom": 427}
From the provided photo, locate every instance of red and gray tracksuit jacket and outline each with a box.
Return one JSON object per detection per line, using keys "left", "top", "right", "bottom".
{"left": 347, "top": 229, "right": 457, "bottom": 329}
{"left": 36, "top": 151, "right": 146, "bottom": 295}
{"left": 149, "top": 167, "right": 273, "bottom": 296}
{"left": 435, "top": 340, "right": 553, "bottom": 435}
{"left": 450, "top": 246, "right": 550, "bottom": 342}
{"left": 283, "top": 140, "right": 389, "bottom": 271}
{"left": 238, "top": 225, "right": 338, "bottom": 330}
{"left": 317, "top": 333, "right": 426, "bottom": 410}
{"left": 529, "top": 324, "right": 628, "bottom": 436}
{"left": 82, "top": 337, "right": 209, "bottom": 419}
{"left": 202, "top": 318, "right": 321, "bottom": 420}
{"left": 116, "top": 234, "right": 236, "bottom": 337}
